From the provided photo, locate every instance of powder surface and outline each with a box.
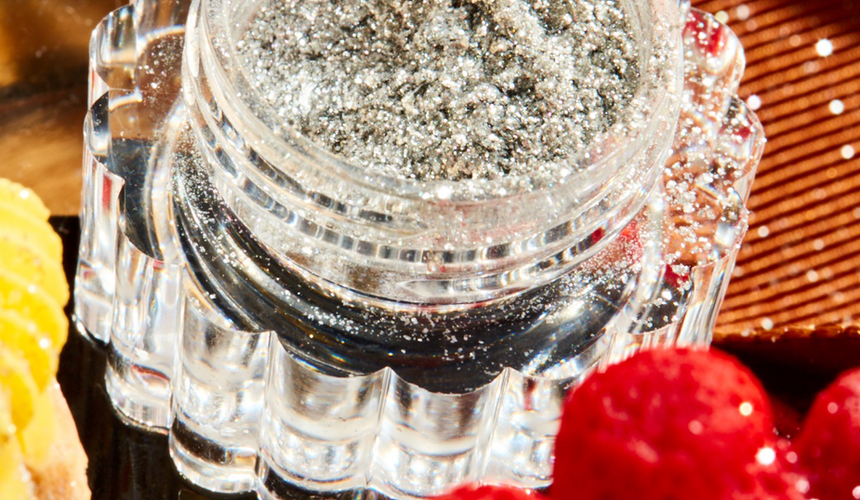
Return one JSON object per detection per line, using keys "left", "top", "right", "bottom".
{"left": 239, "top": 0, "right": 639, "bottom": 184}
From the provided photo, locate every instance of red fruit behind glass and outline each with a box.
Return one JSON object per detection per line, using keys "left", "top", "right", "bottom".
{"left": 437, "top": 485, "right": 545, "bottom": 500}
{"left": 794, "top": 368, "right": 860, "bottom": 500}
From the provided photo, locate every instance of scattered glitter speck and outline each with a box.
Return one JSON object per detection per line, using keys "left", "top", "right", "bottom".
{"left": 739, "top": 402, "right": 753, "bottom": 416}
{"left": 842, "top": 145, "right": 855, "bottom": 160}
{"left": 827, "top": 401, "right": 839, "bottom": 414}
{"left": 714, "top": 10, "right": 729, "bottom": 24}
{"left": 816, "top": 38, "right": 834, "bottom": 57}
{"left": 852, "top": 485, "right": 860, "bottom": 499}
{"left": 813, "top": 239, "right": 825, "bottom": 251}
{"left": 789, "top": 34, "right": 802, "bottom": 47}
{"left": 829, "top": 99, "right": 845, "bottom": 114}
{"left": 761, "top": 317, "right": 774, "bottom": 330}
{"left": 736, "top": 4, "right": 750, "bottom": 21}
{"left": 806, "top": 269, "right": 819, "bottom": 282}
{"left": 757, "top": 225, "right": 770, "bottom": 238}
{"left": 795, "top": 477, "right": 809, "bottom": 494}
{"left": 747, "top": 94, "right": 761, "bottom": 110}
{"left": 688, "top": 420, "right": 703, "bottom": 435}
{"left": 755, "top": 447, "right": 776, "bottom": 466}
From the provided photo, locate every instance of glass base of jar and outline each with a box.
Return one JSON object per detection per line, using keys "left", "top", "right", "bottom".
{"left": 255, "top": 335, "right": 580, "bottom": 499}
{"left": 169, "top": 413, "right": 257, "bottom": 494}
{"left": 72, "top": 284, "right": 113, "bottom": 345}
{"left": 256, "top": 462, "right": 400, "bottom": 500}
{"left": 106, "top": 348, "right": 171, "bottom": 430}
{"left": 72, "top": 311, "right": 110, "bottom": 347}
{"left": 166, "top": 278, "right": 271, "bottom": 495}
{"left": 255, "top": 457, "right": 552, "bottom": 500}
{"left": 74, "top": 152, "right": 120, "bottom": 345}
{"left": 256, "top": 458, "right": 384, "bottom": 500}
{"left": 104, "top": 228, "right": 181, "bottom": 430}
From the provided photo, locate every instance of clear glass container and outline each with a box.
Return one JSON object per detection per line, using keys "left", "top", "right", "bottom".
{"left": 76, "top": 0, "right": 764, "bottom": 497}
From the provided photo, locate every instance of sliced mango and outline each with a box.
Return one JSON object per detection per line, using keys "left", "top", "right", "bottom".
{"left": 0, "top": 386, "right": 14, "bottom": 441}
{"left": 0, "top": 201, "right": 62, "bottom": 263}
{"left": 0, "top": 178, "right": 70, "bottom": 499}
{"left": 0, "top": 270, "right": 67, "bottom": 355}
{"left": 0, "top": 235, "right": 68, "bottom": 308}
{"left": 19, "top": 386, "right": 57, "bottom": 464}
{"left": 0, "top": 309, "right": 54, "bottom": 390}
{"left": 0, "top": 178, "right": 49, "bottom": 221}
{"left": 0, "top": 347, "right": 39, "bottom": 433}
{"left": 0, "top": 436, "right": 28, "bottom": 500}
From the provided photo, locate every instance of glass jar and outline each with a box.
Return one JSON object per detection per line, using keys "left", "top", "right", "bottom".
{"left": 76, "top": 0, "right": 764, "bottom": 497}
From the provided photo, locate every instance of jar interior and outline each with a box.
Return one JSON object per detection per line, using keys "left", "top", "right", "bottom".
{"left": 214, "top": 0, "right": 677, "bottom": 193}
{"left": 186, "top": 0, "right": 682, "bottom": 303}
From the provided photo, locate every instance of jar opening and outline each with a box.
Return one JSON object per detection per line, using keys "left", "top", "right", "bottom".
{"left": 195, "top": 0, "right": 683, "bottom": 201}
{"left": 238, "top": 0, "right": 643, "bottom": 188}
{"left": 182, "top": 0, "right": 683, "bottom": 302}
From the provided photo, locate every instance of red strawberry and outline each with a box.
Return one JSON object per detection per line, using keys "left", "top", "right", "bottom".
{"left": 794, "top": 368, "right": 860, "bottom": 500}
{"left": 551, "top": 348, "right": 802, "bottom": 500}
{"left": 436, "top": 484, "right": 545, "bottom": 500}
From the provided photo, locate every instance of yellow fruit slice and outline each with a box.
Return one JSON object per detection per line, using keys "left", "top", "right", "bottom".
{"left": 0, "top": 309, "right": 58, "bottom": 369}
{"left": 0, "top": 201, "right": 62, "bottom": 263}
{"left": 0, "top": 270, "right": 67, "bottom": 355}
{"left": 0, "top": 347, "right": 39, "bottom": 432}
{"left": 0, "top": 178, "right": 49, "bottom": 222}
{"left": 0, "top": 435, "right": 28, "bottom": 500}
{"left": 0, "top": 178, "right": 61, "bottom": 499}
{"left": 0, "top": 386, "right": 16, "bottom": 497}
{"left": 0, "top": 310, "right": 54, "bottom": 390}
{"left": 0, "top": 386, "right": 14, "bottom": 441}
{"left": 0, "top": 234, "right": 68, "bottom": 308}
{"left": 19, "top": 386, "right": 56, "bottom": 464}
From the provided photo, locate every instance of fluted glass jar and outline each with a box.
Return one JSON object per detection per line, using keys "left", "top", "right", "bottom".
{"left": 76, "top": 0, "right": 764, "bottom": 498}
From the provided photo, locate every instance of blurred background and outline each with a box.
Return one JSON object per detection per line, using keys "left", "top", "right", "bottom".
{"left": 0, "top": 0, "right": 857, "bottom": 342}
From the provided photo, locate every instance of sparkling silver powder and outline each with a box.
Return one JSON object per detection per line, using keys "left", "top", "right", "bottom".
{"left": 239, "top": 0, "right": 639, "bottom": 184}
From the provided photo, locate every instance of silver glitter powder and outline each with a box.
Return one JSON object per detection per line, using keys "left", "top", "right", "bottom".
{"left": 239, "top": 0, "right": 639, "bottom": 184}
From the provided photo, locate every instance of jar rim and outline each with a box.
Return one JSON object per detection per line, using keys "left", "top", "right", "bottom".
{"left": 190, "top": 0, "right": 684, "bottom": 204}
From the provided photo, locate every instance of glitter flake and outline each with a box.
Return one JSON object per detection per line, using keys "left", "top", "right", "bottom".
{"left": 239, "top": 0, "right": 640, "bottom": 185}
